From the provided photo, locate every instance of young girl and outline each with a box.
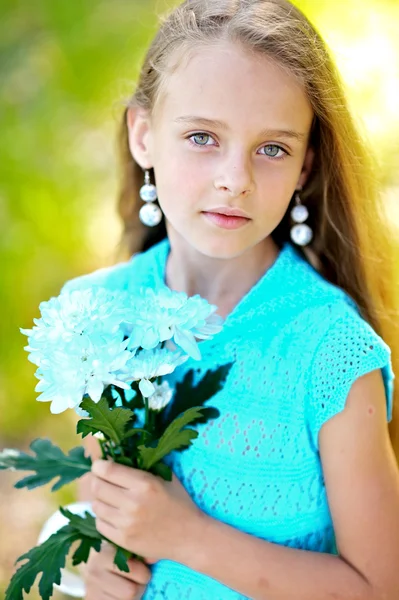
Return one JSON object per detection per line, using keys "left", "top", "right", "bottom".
{"left": 62, "top": 0, "right": 399, "bottom": 598}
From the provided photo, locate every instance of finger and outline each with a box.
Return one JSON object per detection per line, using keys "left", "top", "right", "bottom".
{"left": 93, "top": 501, "right": 122, "bottom": 529}
{"left": 87, "top": 593, "right": 124, "bottom": 600}
{"left": 87, "top": 570, "right": 139, "bottom": 600}
{"left": 95, "top": 588, "right": 144, "bottom": 600}
{"left": 91, "top": 475, "right": 127, "bottom": 508}
{"left": 96, "top": 517, "right": 123, "bottom": 547}
{"left": 115, "top": 558, "right": 151, "bottom": 586}
{"left": 92, "top": 459, "right": 152, "bottom": 488}
{"left": 93, "top": 542, "right": 151, "bottom": 585}
{"left": 108, "top": 564, "right": 150, "bottom": 586}
{"left": 135, "top": 587, "right": 147, "bottom": 600}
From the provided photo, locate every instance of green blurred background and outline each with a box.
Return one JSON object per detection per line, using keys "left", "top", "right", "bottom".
{"left": 0, "top": 0, "right": 398, "bottom": 597}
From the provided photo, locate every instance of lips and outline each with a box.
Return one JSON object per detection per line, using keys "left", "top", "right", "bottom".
{"left": 202, "top": 211, "right": 251, "bottom": 230}
{"left": 204, "top": 208, "right": 250, "bottom": 219}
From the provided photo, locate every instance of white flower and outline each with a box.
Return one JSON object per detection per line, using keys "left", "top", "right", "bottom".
{"left": 20, "top": 285, "right": 225, "bottom": 415}
{"left": 125, "top": 287, "right": 224, "bottom": 360}
{"left": 34, "top": 335, "right": 133, "bottom": 414}
{"left": 20, "top": 288, "right": 138, "bottom": 414}
{"left": 21, "top": 288, "right": 131, "bottom": 366}
{"left": 147, "top": 381, "right": 174, "bottom": 412}
{"left": 121, "top": 347, "right": 188, "bottom": 398}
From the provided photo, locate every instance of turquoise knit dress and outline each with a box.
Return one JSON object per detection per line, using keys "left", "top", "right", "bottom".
{"left": 62, "top": 238, "right": 395, "bottom": 600}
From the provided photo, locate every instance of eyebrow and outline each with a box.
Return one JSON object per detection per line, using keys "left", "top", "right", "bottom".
{"left": 173, "top": 116, "right": 306, "bottom": 142}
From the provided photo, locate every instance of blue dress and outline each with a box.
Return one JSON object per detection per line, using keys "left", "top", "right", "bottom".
{"left": 62, "top": 238, "right": 395, "bottom": 599}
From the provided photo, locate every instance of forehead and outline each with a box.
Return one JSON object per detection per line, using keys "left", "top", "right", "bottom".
{"left": 153, "top": 41, "right": 313, "bottom": 134}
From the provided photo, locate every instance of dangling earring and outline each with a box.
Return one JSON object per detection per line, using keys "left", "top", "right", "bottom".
{"left": 290, "top": 189, "right": 313, "bottom": 246}
{"left": 139, "top": 169, "right": 163, "bottom": 227}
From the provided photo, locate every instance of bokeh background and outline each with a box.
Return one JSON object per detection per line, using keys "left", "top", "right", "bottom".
{"left": 1, "top": 0, "right": 398, "bottom": 597}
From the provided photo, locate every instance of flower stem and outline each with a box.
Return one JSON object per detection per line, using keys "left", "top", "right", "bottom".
{"left": 119, "top": 388, "right": 127, "bottom": 407}
{"left": 144, "top": 397, "right": 149, "bottom": 429}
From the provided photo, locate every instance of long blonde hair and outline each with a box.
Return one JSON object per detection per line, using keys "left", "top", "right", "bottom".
{"left": 116, "top": 0, "right": 399, "bottom": 455}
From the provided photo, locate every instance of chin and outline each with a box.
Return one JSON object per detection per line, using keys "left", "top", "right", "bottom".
{"left": 170, "top": 218, "right": 260, "bottom": 259}
{"left": 192, "top": 236, "right": 252, "bottom": 260}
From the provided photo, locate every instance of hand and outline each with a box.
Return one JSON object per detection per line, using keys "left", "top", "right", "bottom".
{"left": 91, "top": 459, "right": 205, "bottom": 563}
{"left": 83, "top": 542, "right": 151, "bottom": 600}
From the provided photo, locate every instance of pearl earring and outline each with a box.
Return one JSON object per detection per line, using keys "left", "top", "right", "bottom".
{"left": 290, "top": 190, "right": 313, "bottom": 246}
{"left": 139, "top": 169, "right": 163, "bottom": 227}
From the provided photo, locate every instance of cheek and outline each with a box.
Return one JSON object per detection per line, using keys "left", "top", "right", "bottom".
{"left": 254, "top": 164, "right": 298, "bottom": 219}
{"left": 154, "top": 151, "right": 211, "bottom": 211}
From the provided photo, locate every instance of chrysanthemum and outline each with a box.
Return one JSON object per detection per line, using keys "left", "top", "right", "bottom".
{"left": 21, "top": 288, "right": 135, "bottom": 413}
{"left": 125, "top": 287, "right": 224, "bottom": 360}
{"left": 33, "top": 335, "right": 133, "bottom": 414}
{"left": 147, "top": 381, "right": 174, "bottom": 412}
{"left": 21, "top": 288, "right": 130, "bottom": 366}
{"left": 121, "top": 347, "right": 188, "bottom": 398}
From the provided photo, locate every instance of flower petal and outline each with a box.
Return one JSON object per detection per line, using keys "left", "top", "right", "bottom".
{"left": 139, "top": 378, "right": 155, "bottom": 398}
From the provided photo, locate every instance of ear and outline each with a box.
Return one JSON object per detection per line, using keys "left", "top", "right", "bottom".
{"left": 296, "top": 146, "right": 315, "bottom": 190}
{"left": 126, "top": 106, "right": 154, "bottom": 169}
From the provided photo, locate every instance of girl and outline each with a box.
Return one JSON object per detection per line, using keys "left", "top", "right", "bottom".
{"left": 63, "top": 0, "right": 399, "bottom": 598}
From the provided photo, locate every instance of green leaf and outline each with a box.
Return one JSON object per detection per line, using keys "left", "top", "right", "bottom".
{"left": 60, "top": 509, "right": 133, "bottom": 573}
{"left": 150, "top": 461, "right": 172, "bottom": 481}
{"left": 138, "top": 407, "right": 206, "bottom": 470}
{"left": 101, "top": 386, "right": 119, "bottom": 409}
{"left": 114, "top": 547, "right": 132, "bottom": 573}
{"left": 0, "top": 439, "right": 91, "bottom": 492}
{"left": 77, "top": 397, "right": 134, "bottom": 445}
{"left": 163, "top": 363, "right": 233, "bottom": 427}
{"left": 5, "top": 518, "right": 102, "bottom": 600}
{"left": 71, "top": 537, "right": 96, "bottom": 565}
{"left": 4, "top": 508, "right": 113, "bottom": 600}
{"left": 59, "top": 509, "right": 135, "bottom": 572}
{"left": 5, "top": 525, "right": 77, "bottom": 600}
{"left": 59, "top": 509, "right": 102, "bottom": 566}
{"left": 114, "top": 456, "right": 135, "bottom": 467}
{"left": 125, "top": 381, "right": 145, "bottom": 410}
{"left": 59, "top": 508, "right": 101, "bottom": 541}
{"left": 122, "top": 427, "right": 149, "bottom": 439}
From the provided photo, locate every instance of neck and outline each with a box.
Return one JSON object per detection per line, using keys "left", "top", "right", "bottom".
{"left": 164, "top": 231, "right": 280, "bottom": 319}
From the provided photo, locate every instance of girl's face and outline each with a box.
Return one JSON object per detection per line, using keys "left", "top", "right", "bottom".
{"left": 129, "top": 41, "right": 314, "bottom": 259}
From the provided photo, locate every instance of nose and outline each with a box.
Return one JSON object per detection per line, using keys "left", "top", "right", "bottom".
{"left": 214, "top": 152, "right": 255, "bottom": 198}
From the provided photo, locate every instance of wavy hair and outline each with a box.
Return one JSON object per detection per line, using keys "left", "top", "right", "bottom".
{"left": 116, "top": 0, "right": 399, "bottom": 456}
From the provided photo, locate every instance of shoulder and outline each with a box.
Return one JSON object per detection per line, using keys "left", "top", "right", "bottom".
{"left": 279, "top": 248, "right": 395, "bottom": 446}
{"left": 61, "top": 238, "right": 169, "bottom": 295}
{"left": 274, "top": 244, "right": 362, "bottom": 321}
{"left": 305, "top": 296, "right": 394, "bottom": 450}
{"left": 267, "top": 245, "right": 371, "bottom": 351}
{"left": 280, "top": 245, "right": 385, "bottom": 342}
{"left": 60, "top": 254, "right": 139, "bottom": 295}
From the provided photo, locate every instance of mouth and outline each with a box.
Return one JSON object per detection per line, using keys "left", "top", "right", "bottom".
{"left": 204, "top": 207, "right": 250, "bottom": 219}
{"left": 201, "top": 211, "right": 251, "bottom": 230}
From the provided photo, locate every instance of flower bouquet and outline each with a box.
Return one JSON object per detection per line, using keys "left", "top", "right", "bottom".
{"left": 0, "top": 285, "right": 232, "bottom": 600}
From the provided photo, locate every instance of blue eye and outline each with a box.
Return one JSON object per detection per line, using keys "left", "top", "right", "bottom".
{"left": 261, "top": 145, "right": 286, "bottom": 159}
{"left": 190, "top": 133, "right": 212, "bottom": 146}
{"left": 187, "top": 134, "right": 287, "bottom": 158}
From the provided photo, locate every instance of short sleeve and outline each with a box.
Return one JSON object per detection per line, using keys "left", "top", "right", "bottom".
{"left": 307, "top": 307, "right": 395, "bottom": 451}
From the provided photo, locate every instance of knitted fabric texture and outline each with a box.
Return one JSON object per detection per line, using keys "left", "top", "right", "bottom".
{"left": 62, "top": 238, "right": 395, "bottom": 600}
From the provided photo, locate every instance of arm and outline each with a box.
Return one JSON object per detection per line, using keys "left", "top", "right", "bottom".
{"left": 177, "top": 369, "right": 399, "bottom": 600}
